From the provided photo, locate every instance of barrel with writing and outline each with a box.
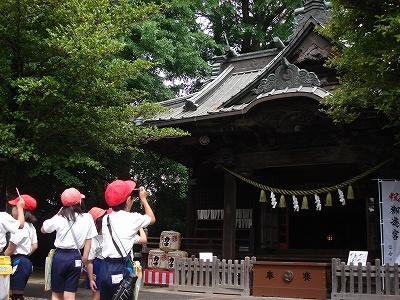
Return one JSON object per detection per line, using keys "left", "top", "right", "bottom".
{"left": 166, "top": 250, "right": 188, "bottom": 270}
{"left": 159, "top": 231, "right": 181, "bottom": 252}
{"left": 147, "top": 249, "right": 168, "bottom": 270}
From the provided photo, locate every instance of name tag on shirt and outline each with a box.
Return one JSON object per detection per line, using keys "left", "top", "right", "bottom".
{"left": 111, "top": 274, "right": 123, "bottom": 284}
{"left": 75, "top": 260, "right": 82, "bottom": 268}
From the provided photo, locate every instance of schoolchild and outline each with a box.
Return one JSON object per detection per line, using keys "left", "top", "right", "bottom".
{"left": 86, "top": 207, "right": 147, "bottom": 300}
{"left": 41, "top": 188, "right": 97, "bottom": 300}
{"left": 98, "top": 179, "right": 155, "bottom": 300}
{"left": 4, "top": 194, "right": 38, "bottom": 300}
{"left": 0, "top": 197, "right": 25, "bottom": 255}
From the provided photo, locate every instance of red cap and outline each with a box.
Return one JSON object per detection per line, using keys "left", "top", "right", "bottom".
{"left": 104, "top": 180, "right": 136, "bottom": 207}
{"left": 8, "top": 194, "right": 37, "bottom": 211}
{"left": 88, "top": 207, "right": 107, "bottom": 221}
{"left": 61, "top": 188, "right": 85, "bottom": 207}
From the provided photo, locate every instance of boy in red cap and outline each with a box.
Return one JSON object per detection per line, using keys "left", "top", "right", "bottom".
{"left": 86, "top": 207, "right": 147, "bottom": 300}
{"left": 98, "top": 180, "right": 155, "bottom": 300}
{"left": 41, "top": 187, "right": 97, "bottom": 300}
{"left": 5, "top": 194, "right": 38, "bottom": 300}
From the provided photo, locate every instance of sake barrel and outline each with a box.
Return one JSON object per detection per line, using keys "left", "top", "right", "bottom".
{"left": 148, "top": 249, "right": 168, "bottom": 269}
{"left": 159, "top": 231, "right": 181, "bottom": 252}
{"left": 166, "top": 250, "right": 188, "bottom": 270}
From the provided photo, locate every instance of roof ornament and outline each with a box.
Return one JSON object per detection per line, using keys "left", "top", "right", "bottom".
{"left": 291, "top": 0, "right": 331, "bottom": 37}
{"left": 223, "top": 32, "right": 238, "bottom": 58}
{"left": 252, "top": 57, "right": 321, "bottom": 94}
{"left": 183, "top": 99, "right": 198, "bottom": 111}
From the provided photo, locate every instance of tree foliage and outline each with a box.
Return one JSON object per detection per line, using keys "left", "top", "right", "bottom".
{"left": 125, "top": 0, "right": 218, "bottom": 99}
{"left": 321, "top": 0, "right": 400, "bottom": 130}
{"left": 0, "top": 0, "right": 187, "bottom": 194}
{"left": 129, "top": 150, "right": 188, "bottom": 235}
{"left": 197, "top": 0, "right": 302, "bottom": 54}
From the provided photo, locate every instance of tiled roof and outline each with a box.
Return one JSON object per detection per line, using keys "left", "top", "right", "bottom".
{"left": 150, "top": 85, "right": 331, "bottom": 126}
{"left": 146, "top": 6, "right": 332, "bottom": 126}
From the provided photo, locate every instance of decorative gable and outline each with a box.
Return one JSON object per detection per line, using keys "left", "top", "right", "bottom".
{"left": 252, "top": 57, "right": 321, "bottom": 95}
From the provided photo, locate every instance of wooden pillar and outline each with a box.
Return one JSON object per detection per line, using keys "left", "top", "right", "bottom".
{"left": 223, "top": 172, "right": 236, "bottom": 259}
{"left": 185, "top": 178, "right": 196, "bottom": 237}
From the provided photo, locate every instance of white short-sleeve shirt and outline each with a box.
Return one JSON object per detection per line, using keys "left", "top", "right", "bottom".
{"left": 42, "top": 212, "right": 97, "bottom": 249}
{"left": 101, "top": 211, "right": 150, "bottom": 258}
{"left": 88, "top": 234, "right": 141, "bottom": 261}
{"left": 9, "top": 222, "right": 38, "bottom": 255}
{"left": 0, "top": 212, "right": 21, "bottom": 251}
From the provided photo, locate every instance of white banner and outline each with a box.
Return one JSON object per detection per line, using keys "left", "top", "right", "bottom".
{"left": 381, "top": 180, "right": 400, "bottom": 265}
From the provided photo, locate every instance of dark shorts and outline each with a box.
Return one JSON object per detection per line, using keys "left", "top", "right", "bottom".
{"left": 51, "top": 248, "right": 82, "bottom": 293}
{"left": 86, "top": 258, "right": 103, "bottom": 290}
{"left": 98, "top": 258, "right": 129, "bottom": 300}
{"left": 10, "top": 254, "right": 32, "bottom": 291}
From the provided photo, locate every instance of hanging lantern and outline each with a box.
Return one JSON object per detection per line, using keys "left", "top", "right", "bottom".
{"left": 325, "top": 192, "right": 332, "bottom": 207}
{"left": 301, "top": 195, "right": 309, "bottom": 209}
{"left": 259, "top": 190, "right": 267, "bottom": 203}
{"left": 347, "top": 185, "right": 355, "bottom": 200}
{"left": 279, "top": 195, "right": 286, "bottom": 208}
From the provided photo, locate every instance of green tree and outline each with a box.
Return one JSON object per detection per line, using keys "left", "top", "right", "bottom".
{"left": 198, "top": 0, "right": 302, "bottom": 54}
{"left": 130, "top": 151, "right": 188, "bottom": 236}
{"left": 321, "top": 0, "right": 400, "bottom": 132}
{"left": 125, "top": 0, "right": 218, "bottom": 99}
{"left": 0, "top": 0, "right": 185, "bottom": 198}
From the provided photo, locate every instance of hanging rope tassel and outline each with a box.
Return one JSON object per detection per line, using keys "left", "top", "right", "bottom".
{"left": 325, "top": 192, "right": 332, "bottom": 207}
{"left": 338, "top": 188, "right": 346, "bottom": 205}
{"left": 279, "top": 195, "right": 286, "bottom": 208}
{"left": 347, "top": 185, "right": 354, "bottom": 200}
{"left": 315, "top": 194, "right": 321, "bottom": 211}
{"left": 259, "top": 190, "right": 267, "bottom": 203}
{"left": 301, "top": 195, "right": 309, "bottom": 209}
{"left": 292, "top": 195, "right": 299, "bottom": 212}
{"left": 270, "top": 191, "right": 277, "bottom": 208}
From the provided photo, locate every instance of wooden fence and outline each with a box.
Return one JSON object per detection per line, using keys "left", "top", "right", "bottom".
{"left": 332, "top": 258, "right": 400, "bottom": 299}
{"left": 173, "top": 256, "right": 256, "bottom": 295}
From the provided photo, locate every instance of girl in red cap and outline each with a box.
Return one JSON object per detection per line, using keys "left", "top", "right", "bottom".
{"left": 99, "top": 180, "right": 155, "bottom": 300}
{"left": 86, "top": 207, "right": 147, "bottom": 300}
{"left": 4, "top": 194, "right": 38, "bottom": 300}
{"left": 41, "top": 188, "right": 97, "bottom": 300}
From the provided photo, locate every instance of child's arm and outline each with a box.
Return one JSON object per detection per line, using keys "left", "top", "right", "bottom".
{"left": 16, "top": 199, "right": 25, "bottom": 228}
{"left": 138, "top": 228, "right": 147, "bottom": 244}
{"left": 87, "top": 260, "right": 97, "bottom": 292}
{"left": 135, "top": 228, "right": 147, "bottom": 244}
{"left": 4, "top": 242, "right": 17, "bottom": 256}
{"left": 30, "top": 243, "right": 38, "bottom": 255}
{"left": 82, "top": 238, "right": 92, "bottom": 265}
{"left": 139, "top": 187, "right": 155, "bottom": 224}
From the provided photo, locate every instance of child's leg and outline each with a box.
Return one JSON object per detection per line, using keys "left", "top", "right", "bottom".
{"left": 63, "top": 291, "right": 76, "bottom": 300}
{"left": 51, "top": 292, "right": 63, "bottom": 300}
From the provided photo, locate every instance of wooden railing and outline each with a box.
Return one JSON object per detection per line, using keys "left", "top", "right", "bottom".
{"left": 173, "top": 256, "right": 256, "bottom": 295}
{"left": 332, "top": 258, "right": 400, "bottom": 299}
